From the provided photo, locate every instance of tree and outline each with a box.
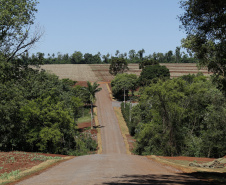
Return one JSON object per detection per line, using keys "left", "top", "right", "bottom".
{"left": 175, "top": 47, "right": 181, "bottom": 63}
{"left": 85, "top": 82, "right": 102, "bottom": 129}
{"left": 128, "top": 49, "right": 136, "bottom": 59}
{"left": 134, "top": 75, "right": 226, "bottom": 157}
{"left": 166, "top": 50, "right": 173, "bottom": 63}
{"left": 138, "top": 49, "right": 145, "bottom": 60}
{"left": 179, "top": 0, "right": 226, "bottom": 93}
{"left": 139, "top": 64, "right": 170, "bottom": 86}
{"left": 109, "top": 57, "right": 129, "bottom": 76}
{"left": 111, "top": 73, "right": 138, "bottom": 104}
{"left": 71, "top": 51, "right": 83, "bottom": 64}
{"left": 102, "top": 53, "right": 110, "bottom": 63}
{"left": 115, "top": 50, "right": 120, "bottom": 57}
{"left": 139, "top": 59, "right": 159, "bottom": 69}
{"left": 0, "top": 0, "right": 43, "bottom": 62}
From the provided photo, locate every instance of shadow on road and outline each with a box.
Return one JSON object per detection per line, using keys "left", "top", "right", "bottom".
{"left": 93, "top": 125, "right": 105, "bottom": 128}
{"left": 102, "top": 173, "right": 221, "bottom": 185}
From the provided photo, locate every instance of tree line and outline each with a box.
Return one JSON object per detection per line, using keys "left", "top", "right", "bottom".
{"left": 22, "top": 47, "right": 197, "bottom": 65}
{"left": 112, "top": 0, "right": 226, "bottom": 158}
{"left": 0, "top": 0, "right": 101, "bottom": 155}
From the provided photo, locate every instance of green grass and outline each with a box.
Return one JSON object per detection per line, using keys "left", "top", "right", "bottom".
{"left": 77, "top": 108, "right": 91, "bottom": 123}
{"left": 77, "top": 115, "right": 91, "bottom": 123}
{"left": 0, "top": 170, "right": 20, "bottom": 180}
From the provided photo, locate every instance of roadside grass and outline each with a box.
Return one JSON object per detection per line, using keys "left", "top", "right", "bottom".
{"left": 94, "top": 107, "right": 102, "bottom": 154}
{"left": 77, "top": 108, "right": 91, "bottom": 124}
{"left": 77, "top": 115, "right": 91, "bottom": 124}
{"left": 114, "top": 107, "right": 131, "bottom": 155}
{"left": 147, "top": 155, "right": 226, "bottom": 185}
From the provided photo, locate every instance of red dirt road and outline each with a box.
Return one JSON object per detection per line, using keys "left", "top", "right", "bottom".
{"left": 17, "top": 83, "right": 212, "bottom": 185}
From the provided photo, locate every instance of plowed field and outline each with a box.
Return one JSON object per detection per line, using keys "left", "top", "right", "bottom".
{"left": 38, "top": 63, "right": 211, "bottom": 82}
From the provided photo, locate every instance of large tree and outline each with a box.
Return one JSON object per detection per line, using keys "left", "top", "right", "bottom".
{"left": 109, "top": 57, "right": 129, "bottom": 76}
{"left": 111, "top": 73, "right": 138, "bottom": 104}
{"left": 0, "top": 0, "right": 42, "bottom": 62}
{"left": 139, "top": 64, "right": 170, "bottom": 86}
{"left": 179, "top": 0, "right": 226, "bottom": 93}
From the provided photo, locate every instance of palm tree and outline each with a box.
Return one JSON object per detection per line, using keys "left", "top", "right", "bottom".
{"left": 86, "top": 81, "right": 102, "bottom": 129}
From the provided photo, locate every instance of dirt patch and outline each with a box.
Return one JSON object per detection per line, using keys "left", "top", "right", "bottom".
{"left": 77, "top": 121, "right": 91, "bottom": 129}
{"left": 159, "top": 156, "right": 215, "bottom": 162}
{"left": 75, "top": 81, "right": 88, "bottom": 87}
{"left": 0, "top": 151, "right": 67, "bottom": 176}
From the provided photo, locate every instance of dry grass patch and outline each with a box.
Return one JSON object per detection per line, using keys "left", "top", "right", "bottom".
{"left": 114, "top": 107, "right": 131, "bottom": 155}
{"left": 94, "top": 107, "right": 102, "bottom": 154}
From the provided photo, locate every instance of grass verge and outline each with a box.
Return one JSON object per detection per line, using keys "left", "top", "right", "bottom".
{"left": 147, "top": 155, "right": 226, "bottom": 184}
{"left": 113, "top": 107, "right": 131, "bottom": 155}
{"left": 106, "top": 83, "right": 114, "bottom": 101}
{"left": 94, "top": 107, "right": 102, "bottom": 154}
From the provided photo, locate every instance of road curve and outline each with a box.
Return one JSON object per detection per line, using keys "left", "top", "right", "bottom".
{"left": 17, "top": 83, "right": 211, "bottom": 185}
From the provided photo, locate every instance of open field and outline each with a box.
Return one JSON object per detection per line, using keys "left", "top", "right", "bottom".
{"left": 38, "top": 63, "right": 212, "bottom": 82}
{"left": 39, "top": 64, "right": 100, "bottom": 81}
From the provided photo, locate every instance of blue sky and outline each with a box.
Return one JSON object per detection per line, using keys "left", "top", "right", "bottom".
{"left": 30, "top": 0, "right": 186, "bottom": 56}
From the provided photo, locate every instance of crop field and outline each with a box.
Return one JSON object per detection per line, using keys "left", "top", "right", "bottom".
{"left": 0, "top": 151, "right": 67, "bottom": 184}
{"left": 38, "top": 63, "right": 212, "bottom": 82}
{"left": 39, "top": 64, "right": 99, "bottom": 81}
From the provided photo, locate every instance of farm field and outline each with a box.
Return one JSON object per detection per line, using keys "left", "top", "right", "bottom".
{"left": 0, "top": 152, "right": 70, "bottom": 184}
{"left": 39, "top": 64, "right": 100, "bottom": 81}
{"left": 38, "top": 63, "right": 212, "bottom": 82}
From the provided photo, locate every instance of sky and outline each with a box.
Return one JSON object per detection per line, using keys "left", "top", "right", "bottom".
{"left": 30, "top": 0, "right": 187, "bottom": 57}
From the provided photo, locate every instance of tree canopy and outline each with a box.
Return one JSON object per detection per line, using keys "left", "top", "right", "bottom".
{"left": 139, "top": 64, "right": 170, "bottom": 86}
{"left": 179, "top": 0, "right": 226, "bottom": 93}
{"left": 111, "top": 73, "right": 138, "bottom": 100}
{"left": 109, "top": 57, "right": 129, "bottom": 76}
{"left": 0, "top": 0, "right": 42, "bottom": 62}
{"left": 133, "top": 75, "right": 226, "bottom": 157}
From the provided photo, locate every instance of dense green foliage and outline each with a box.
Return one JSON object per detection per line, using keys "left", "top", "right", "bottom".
{"left": 0, "top": 61, "right": 97, "bottom": 155}
{"left": 139, "top": 59, "right": 159, "bottom": 69}
{"left": 111, "top": 73, "right": 138, "bottom": 100}
{"left": 180, "top": 0, "right": 226, "bottom": 94}
{"left": 132, "top": 74, "right": 226, "bottom": 157}
{"left": 139, "top": 64, "right": 170, "bottom": 86}
{"left": 109, "top": 57, "right": 129, "bottom": 76}
{"left": 121, "top": 102, "right": 137, "bottom": 136}
{"left": 0, "top": 0, "right": 98, "bottom": 155}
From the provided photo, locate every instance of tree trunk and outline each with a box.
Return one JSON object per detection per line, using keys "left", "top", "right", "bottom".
{"left": 124, "top": 87, "right": 125, "bottom": 108}
{"left": 129, "top": 97, "right": 132, "bottom": 122}
{"left": 91, "top": 103, "right": 93, "bottom": 129}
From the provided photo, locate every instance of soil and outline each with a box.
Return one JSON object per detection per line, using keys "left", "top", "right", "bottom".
{"left": 0, "top": 151, "right": 67, "bottom": 175}
{"left": 74, "top": 81, "right": 88, "bottom": 87}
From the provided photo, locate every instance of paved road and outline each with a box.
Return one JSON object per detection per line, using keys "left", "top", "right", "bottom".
{"left": 17, "top": 84, "right": 211, "bottom": 185}
{"left": 96, "top": 84, "right": 126, "bottom": 154}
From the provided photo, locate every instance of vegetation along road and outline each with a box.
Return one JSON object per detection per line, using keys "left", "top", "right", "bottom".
{"left": 17, "top": 83, "right": 211, "bottom": 185}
